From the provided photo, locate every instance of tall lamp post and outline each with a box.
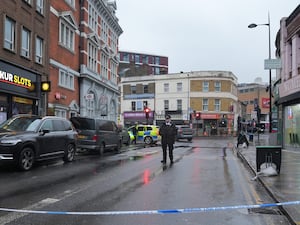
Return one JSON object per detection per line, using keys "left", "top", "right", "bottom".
{"left": 248, "top": 13, "right": 272, "bottom": 133}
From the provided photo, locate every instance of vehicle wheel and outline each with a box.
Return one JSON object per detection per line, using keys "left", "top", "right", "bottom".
{"left": 99, "top": 143, "right": 105, "bottom": 156}
{"left": 63, "top": 144, "right": 75, "bottom": 162}
{"left": 18, "top": 147, "right": 35, "bottom": 171}
{"left": 144, "top": 136, "right": 152, "bottom": 145}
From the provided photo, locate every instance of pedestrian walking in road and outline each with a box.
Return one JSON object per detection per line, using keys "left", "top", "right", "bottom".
{"left": 159, "top": 114, "right": 177, "bottom": 164}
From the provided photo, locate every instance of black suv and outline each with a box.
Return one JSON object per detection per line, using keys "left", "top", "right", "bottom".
{"left": 0, "top": 115, "right": 77, "bottom": 171}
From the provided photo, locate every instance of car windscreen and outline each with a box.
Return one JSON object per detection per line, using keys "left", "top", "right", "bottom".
{"left": 70, "top": 117, "right": 95, "bottom": 130}
{"left": 0, "top": 117, "right": 41, "bottom": 132}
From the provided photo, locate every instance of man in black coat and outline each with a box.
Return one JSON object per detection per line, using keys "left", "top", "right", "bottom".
{"left": 159, "top": 114, "right": 177, "bottom": 164}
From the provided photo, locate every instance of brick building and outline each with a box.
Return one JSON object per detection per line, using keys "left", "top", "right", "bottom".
{"left": 0, "top": 0, "right": 50, "bottom": 123}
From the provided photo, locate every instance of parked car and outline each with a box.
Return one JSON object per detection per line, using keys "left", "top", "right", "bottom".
{"left": 120, "top": 128, "right": 131, "bottom": 146}
{"left": 176, "top": 125, "right": 194, "bottom": 142}
{"left": 0, "top": 114, "right": 77, "bottom": 171}
{"left": 128, "top": 125, "right": 161, "bottom": 145}
{"left": 70, "top": 117, "right": 122, "bottom": 155}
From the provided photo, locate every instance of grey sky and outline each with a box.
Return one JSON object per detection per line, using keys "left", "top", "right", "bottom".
{"left": 115, "top": 0, "right": 299, "bottom": 83}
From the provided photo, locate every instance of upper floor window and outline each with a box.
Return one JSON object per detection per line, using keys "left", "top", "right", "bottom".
{"left": 203, "top": 99, "right": 208, "bottom": 111}
{"left": 214, "top": 99, "right": 220, "bottom": 111}
{"left": 35, "top": 36, "right": 43, "bottom": 64}
{"left": 88, "top": 4, "right": 97, "bottom": 31}
{"left": 143, "top": 85, "right": 148, "bottom": 93}
{"left": 155, "top": 67, "right": 160, "bottom": 75}
{"left": 36, "top": 0, "right": 44, "bottom": 15}
{"left": 60, "top": 20, "right": 75, "bottom": 51}
{"left": 59, "top": 69, "right": 74, "bottom": 90}
{"left": 155, "top": 56, "right": 160, "bottom": 65}
{"left": 164, "top": 100, "right": 169, "bottom": 110}
{"left": 23, "top": 0, "right": 31, "bottom": 5}
{"left": 215, "top": 81, "right": 221, "bottom": 92}
{"left": 123, "top": 53, "right": 129, "bottom": 62}
{"left": 203, "top": 81, "right": 209, "bottom": 92}
{"left": 131, "top": 101, "right": 136, "bottom": 111}
{"left": 177, "top": 82, "right": 182, "bottom": 92}
{"left": 88, "top": 42, "right": 97, "bottom": 72}
{"left": 101, "top": 52, "right": 108, "bottom": 79}
{"left": 131, "top": 86, "right": 136, "bottom": 94}
{"left": 142, "top": 55, "right": 148, "bottom": 64}
{"left": 65, "top": 0, "right": 75, "bottom": 8}
{"left": 177, "top": 99, "right": 182, "bottom": 110}
{"left": 135, "top": 54, "right": 140, "bottom": 63}
{"left": 164, "top": 83, "right": 169, "bottom": 92}
{"left": 4, "top": 17, "right": 15, "bottom": 51}
{"left": 21, "top": 27, "right": 30, "bottom": 58}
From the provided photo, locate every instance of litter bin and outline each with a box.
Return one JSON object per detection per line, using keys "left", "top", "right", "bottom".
{"left": 256, "top": 146, "right": 281, "bottom": 174}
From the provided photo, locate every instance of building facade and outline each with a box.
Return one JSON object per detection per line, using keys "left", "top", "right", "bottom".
{"left": 78, "top": 0, "right": 122, "bottom": 121}
{"left": 0, "top": 0, "right": 50, "bottom": 123}
{"left": 276, "top": 4, "right": 300, "bottom": 150}
{"left": 237, "top": 81, "right": 270, "bottom": 128}
{"left": 120, "top": 71, "right": 239, "bottom": 136}
{"left": 48, "top": 0, "right": 80, "bottom": 118}
{"left": 118, "top": 50, "right": 168, "bottom": 77}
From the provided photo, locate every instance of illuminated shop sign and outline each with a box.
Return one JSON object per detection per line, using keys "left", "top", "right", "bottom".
{"left": 0, "top": 70, "right": 32, "bottom": 89}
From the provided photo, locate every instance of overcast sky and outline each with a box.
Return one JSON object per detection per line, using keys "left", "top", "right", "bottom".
{"left": 115, "top": 0, "right": 299, "bottom": 84}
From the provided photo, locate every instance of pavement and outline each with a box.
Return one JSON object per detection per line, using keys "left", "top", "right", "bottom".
{"left": 236, "top": 133, "right": 300, "bottom": 225}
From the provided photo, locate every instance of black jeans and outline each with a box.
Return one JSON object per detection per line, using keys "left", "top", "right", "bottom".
{"left": 162, "top": 142, "right": 174, "bottom": 162}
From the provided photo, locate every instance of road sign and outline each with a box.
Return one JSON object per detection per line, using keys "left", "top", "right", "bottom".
{"left": 264, "top": 59, "right": 281, "bottom": 70}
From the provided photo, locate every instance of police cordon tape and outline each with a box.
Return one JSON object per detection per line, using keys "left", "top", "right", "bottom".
{"left": 0, "top": 201, "right": 300, "bottom": 216}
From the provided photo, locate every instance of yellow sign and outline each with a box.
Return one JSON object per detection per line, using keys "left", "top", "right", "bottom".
{"left": 0, "top": 70, "right": 32, "bottom": 89}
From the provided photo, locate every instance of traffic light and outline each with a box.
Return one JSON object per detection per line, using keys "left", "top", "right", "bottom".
{"left": 195, "top": 112, "right": 200, "bottom": 120}
{"left": 144, "top": 107, "right": 150, "bottom": 119}
{"left": 41, "top": 81, "right": 51, "bottom": 92}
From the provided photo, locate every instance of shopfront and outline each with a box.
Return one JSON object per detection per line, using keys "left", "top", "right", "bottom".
{"left": 0, "top": 60, "right": 41, "bottom": 123}
{"left": 283, "top": 104, "right": 300, "bottom": 150}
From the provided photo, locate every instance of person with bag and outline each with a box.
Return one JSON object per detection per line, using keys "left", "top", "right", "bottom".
{"left": 159, "top": 114, "right": 177, "bottom": 164}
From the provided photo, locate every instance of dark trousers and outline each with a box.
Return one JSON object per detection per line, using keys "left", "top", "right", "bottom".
{"left": 162, "top": 143, "right": 174, "bottom": 163}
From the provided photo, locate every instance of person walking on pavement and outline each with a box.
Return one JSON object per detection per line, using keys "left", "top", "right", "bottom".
{"left": 159, "top": 114, "right": 177, "bottom": 164}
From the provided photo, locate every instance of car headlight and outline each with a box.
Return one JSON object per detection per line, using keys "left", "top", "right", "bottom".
{"left": 0, "top": 139, "right": 22, "bottom": 145}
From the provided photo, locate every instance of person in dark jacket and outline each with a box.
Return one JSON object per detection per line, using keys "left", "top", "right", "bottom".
{"left": 159, "top": 114, "right": 177, "bottom": 164}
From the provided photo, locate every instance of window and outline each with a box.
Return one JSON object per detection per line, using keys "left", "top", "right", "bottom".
{"left": 35, "top": 36, "right": 43, "bottom": 64}
{"left": 135, "top": 54, "right": 140, "bottom": 63}
{"left": 4, "top": 17, "right": 15, "bottom": 51}
{"left": 23, "top": 0, "right": 31, "bottom": 5}
{"left": 214, "top": 99, "right": 220, "bottom": 111}
{"left": 88, "top": 4, "right": 97, "bottom": 31}
{"left": 155, "top": 67, "right": 160, "bottom": 75}
{"left": 59, "top": 70, "right": 74, "bottom": 90}
{"left": 215, "top": 81, "right": 221, "bottom": 92}
{"left": 164, "top": 83, "right": 169, "bottom": 92}
{"left": 155, "top": 56, "right": 160, "bottom": 65}
{"left": 100, "top": 52, "right": 108, "bottom": 79}
{"left": 131, "top": 86, "right": 136, "bottom": 94}
{"left": 55, "top": 109, "right": 67, "bottom": 118}
{"left": 203, "top": 81, "right": 209, "bottom": 92}
{"left": 88, "top": 42, "right": 97, "bottom": 72}
{"left": 21, "top": 27, "right": 30, "bottom": 58}
{"left": 36, "top": 0, "right": 44, "bottom": 15}
{"left": 131, "top": 101, "right": 136, "bottom": 111}
{"left": 123, "top": 53, "right": 129, "bottom": 62}
{"left": 136, "top": 101, "right": 143, "bottom": 110}
{"left": 110, "top": 62, "right": 117, "bottom": 84}
{"left": 60, "top": 20, "right": 75, "bottom": 51}
{"left": 101, "top": 19, "right": 108, "bottom": 43}
{"left": 164, "top": 100, "right": 169, "bottom": 110}
{"left": 177, "top": 99, "right": 182, "bottom": 111}
{"left": 65, "top": 0, "right": 75, "bottom": 8}
{"left": 143, "top": 85, "right": 148, "bottom": 93}
{"left": 143, "top": 101, "right": 148, "bottom": 108}
{"left": 142, "top": 55, "right": 148, "bottom": 64}
{"left": 203, "top": 99, "right": 208, "bottom": 111}
{"left": 177, "top": 82, "right": 182, "bottom": 92}
{"left": 86, "top": 94, "right": 95, "bottom": 117}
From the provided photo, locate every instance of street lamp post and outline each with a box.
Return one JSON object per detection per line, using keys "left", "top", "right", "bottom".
{"left": 248, "top": 13, "right": 272, "bottom": 133}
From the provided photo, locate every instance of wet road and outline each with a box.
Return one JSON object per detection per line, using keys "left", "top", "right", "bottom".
{"left": 0, "top": 138, "right": 291, "bottom": 225}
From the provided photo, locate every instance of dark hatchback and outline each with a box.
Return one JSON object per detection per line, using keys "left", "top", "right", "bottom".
{"left": 0, "top": 114, "right": 77, "bottom": 171}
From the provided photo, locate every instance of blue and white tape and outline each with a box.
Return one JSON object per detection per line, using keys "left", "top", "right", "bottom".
{"left": 0, "top": 201, "right": 299, "bottom": 216}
